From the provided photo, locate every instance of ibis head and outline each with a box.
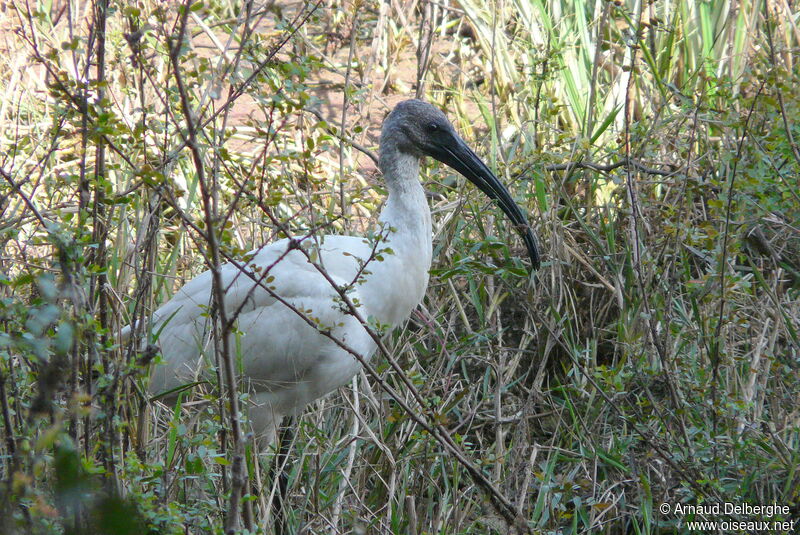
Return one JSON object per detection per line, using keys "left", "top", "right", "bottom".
{"left": 380, "top": 99, "right": 540, "bottom": 269}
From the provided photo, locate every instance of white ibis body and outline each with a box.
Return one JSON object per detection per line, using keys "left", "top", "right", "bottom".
{"left": 145, "top": 99, "right": 539, "bottom": 446}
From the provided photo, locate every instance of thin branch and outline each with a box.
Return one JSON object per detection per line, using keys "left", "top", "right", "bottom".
{"left": 710, "top": 80, "right": 766, "bottom": 427}
{"left": 304, "top": 107, "right": 380, "bottom": 167}
{"left": 0, "top": 168, "right": 49, "bottom": 228}
{"left": 544, "top": 158, "right": 679, "bottom": 177}
{"left": 621, "top": 10, "right": 693, "bottom": 462}
{"left": 168, "top": 3, "right": 250, "bottom": 532}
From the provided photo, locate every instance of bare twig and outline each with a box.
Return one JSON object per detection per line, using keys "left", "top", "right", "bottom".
{"left": 544, "top": 158, "right": 678, "bottom": 177}
{"left": 621, "top": 8, "right": 693, "bottom": 461}
{"left": 710, "top": 80, "right": 766, "bottom": 444}
{"left": 303, "top": 107, "right": 380, "bottom": 167}
{"left": 168, "top": 3, "right": 249, "bottom": 532}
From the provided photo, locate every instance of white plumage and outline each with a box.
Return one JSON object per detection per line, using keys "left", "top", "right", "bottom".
{"left": 139, "top": 99, "right": 539, "bottom": 447}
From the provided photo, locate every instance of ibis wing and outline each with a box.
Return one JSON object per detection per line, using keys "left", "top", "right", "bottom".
{"left": 148, "top": 236, "right": 380, "bottom": 403}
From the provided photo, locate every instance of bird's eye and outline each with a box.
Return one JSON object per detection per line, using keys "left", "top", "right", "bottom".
{"left": 427, "top": 122, "right": 440, "bottom": 133}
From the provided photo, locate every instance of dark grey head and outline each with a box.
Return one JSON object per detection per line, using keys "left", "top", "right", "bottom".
{"left": 381, "top": 99, "right": 541, "bottom": 270}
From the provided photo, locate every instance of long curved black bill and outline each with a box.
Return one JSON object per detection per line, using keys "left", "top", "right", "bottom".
{"left": 432, "top": 136, "right": 541, "bottom": 270}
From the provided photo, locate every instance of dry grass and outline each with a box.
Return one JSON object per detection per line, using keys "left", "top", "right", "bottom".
{"left": 0, "top": 0, "right": 798, "bottom": 534}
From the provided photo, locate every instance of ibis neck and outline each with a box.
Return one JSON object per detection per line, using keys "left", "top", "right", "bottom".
{"left": 378, "top": 151, "right": 432, "bottom": 262}
{"left": 358, "top": 149, "right": 431, "bottom": 327}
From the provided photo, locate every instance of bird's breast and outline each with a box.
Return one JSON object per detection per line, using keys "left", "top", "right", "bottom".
{"left": 356, "top": 229, "right": 432, "bottom": 328}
